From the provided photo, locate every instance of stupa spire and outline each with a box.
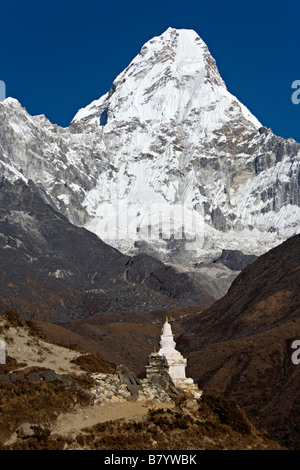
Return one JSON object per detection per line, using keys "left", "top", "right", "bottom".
{"left": 151, "top": 318, "right": 202, "bottom": 399}
{"left": 157, "top": 318, "right": 186, "bottom": 382}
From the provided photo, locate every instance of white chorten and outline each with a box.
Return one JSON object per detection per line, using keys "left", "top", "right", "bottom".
{"left": 157, "top": 317, "right": 187, "bottom": 383}
{"left": 157, "top": 318, "right": 202, "bottom": 398}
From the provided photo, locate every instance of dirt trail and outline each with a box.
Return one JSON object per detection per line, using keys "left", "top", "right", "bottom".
{"left": 2, "top": 323, "right": 83, "bottom": 375}
{"left": 1, "top": 318, "right": 174, "bottom": 443}
{"left": 51, "top": 400, "right": 174, "bottom": 437}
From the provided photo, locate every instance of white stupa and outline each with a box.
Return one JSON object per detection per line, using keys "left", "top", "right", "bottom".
{"left": 157, "top": 317, "right": 187, "bottom": 382}
{"left": 157, "top": 317, "right": 202, "bottom": 398}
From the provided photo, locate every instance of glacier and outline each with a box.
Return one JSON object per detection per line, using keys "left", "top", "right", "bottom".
{"left": 0, "top": 27, "right": 299, "bottom": 270}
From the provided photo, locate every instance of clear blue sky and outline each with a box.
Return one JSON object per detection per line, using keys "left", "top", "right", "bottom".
{"left": 1, "top": 0, "right": 300, "bottom": 142}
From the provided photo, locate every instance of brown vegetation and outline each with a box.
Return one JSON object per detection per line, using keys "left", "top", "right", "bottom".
{"left": 179, "top": 234, "right": 300, "bottom": 450}
{"left": 0, "top": 312, "right": 284, "bottom": 450}
{"left": 0, "top": 366, "right": 94, "bottom": 444}
{"left": 0, "top": 393, "right": 282, "bottom": 450}
{"left": 71, "top": 352, "right": 116, "bottom": 374}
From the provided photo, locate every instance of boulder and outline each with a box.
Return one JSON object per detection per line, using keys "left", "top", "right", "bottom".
{"left": 16, "top": 423, "right": 35, "bottom": 439}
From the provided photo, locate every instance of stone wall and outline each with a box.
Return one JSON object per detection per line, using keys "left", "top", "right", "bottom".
{"left": 90, "top": 366, "right": 173, "bottom": 405}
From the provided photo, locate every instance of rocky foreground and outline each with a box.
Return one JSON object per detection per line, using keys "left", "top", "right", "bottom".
{"left": 0, "top": 311, "right": 282, "bottom": 450}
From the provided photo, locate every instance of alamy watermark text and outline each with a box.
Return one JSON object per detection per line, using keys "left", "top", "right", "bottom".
{"left": 291, "top": 80, "right": 300, "bottom": 104}
{"left": 291, "top": 340, "right": 300, "bottom": 365}
{"left": 0, "top": 81, "right": 6, "bottom": 102}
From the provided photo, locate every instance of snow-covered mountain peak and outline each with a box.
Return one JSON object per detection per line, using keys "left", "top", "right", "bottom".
{"left": 1, "top": 97, "right": 21, "bottom": 108}
{"left": 0, "top": 28, "right": 299, "bottom": 269}
{"left": 156, "top": 27, "right": 224, "bottom": 82}
{"left": 73, "top": 27, "right": 259, "bottom": 130}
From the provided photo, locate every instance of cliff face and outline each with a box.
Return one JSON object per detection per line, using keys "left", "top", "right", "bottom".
{"left": 177, "top": 233, "right": 300, "bottom": 449}
{"left": 0, "top": 28, "right": 299, "bottom": 268}
{"left": 0, "top": 179, "right": 213, "bottom": 322}
{"left": 178, "top": 233, "right": 300, "bottom": 349}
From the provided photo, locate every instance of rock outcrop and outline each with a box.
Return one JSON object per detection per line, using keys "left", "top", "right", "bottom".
{"left": 0, "top": 28, "right": 299, "bottom": 268}
{"left": 0, "top": 178, "right": 214, "bottom": 322}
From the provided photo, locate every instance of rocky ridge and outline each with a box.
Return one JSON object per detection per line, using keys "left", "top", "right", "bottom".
{"left": 0, "top": 178, "right": 214, "bottom": 322}
{"left": 177, "top": 233, "right": 300, "bottom": 449}
{"left": 0, "top": 28, "right": 299, "bottom": 268}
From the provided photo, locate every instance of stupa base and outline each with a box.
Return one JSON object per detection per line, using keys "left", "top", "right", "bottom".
{"left": 173, "top": 378, "right": 203, "bottom": 399}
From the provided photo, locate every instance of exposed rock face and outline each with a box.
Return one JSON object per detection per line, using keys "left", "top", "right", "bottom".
{"left": 177, "top": 233, "right": 300, "bottom": 449}
{"left": 0, "top": 178, "right": 213, "bottom": 322}
{"left": 178, "top": 233, "right": 300, "bottom": 350}
{"left": 69, "top": 28, "right": 300, "bottom": 259}
{"left": 0, "top": 28, "right": 299, "bottom": 267}
{"left": 213, "top": 249, "right": 258, "bottom": 271}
